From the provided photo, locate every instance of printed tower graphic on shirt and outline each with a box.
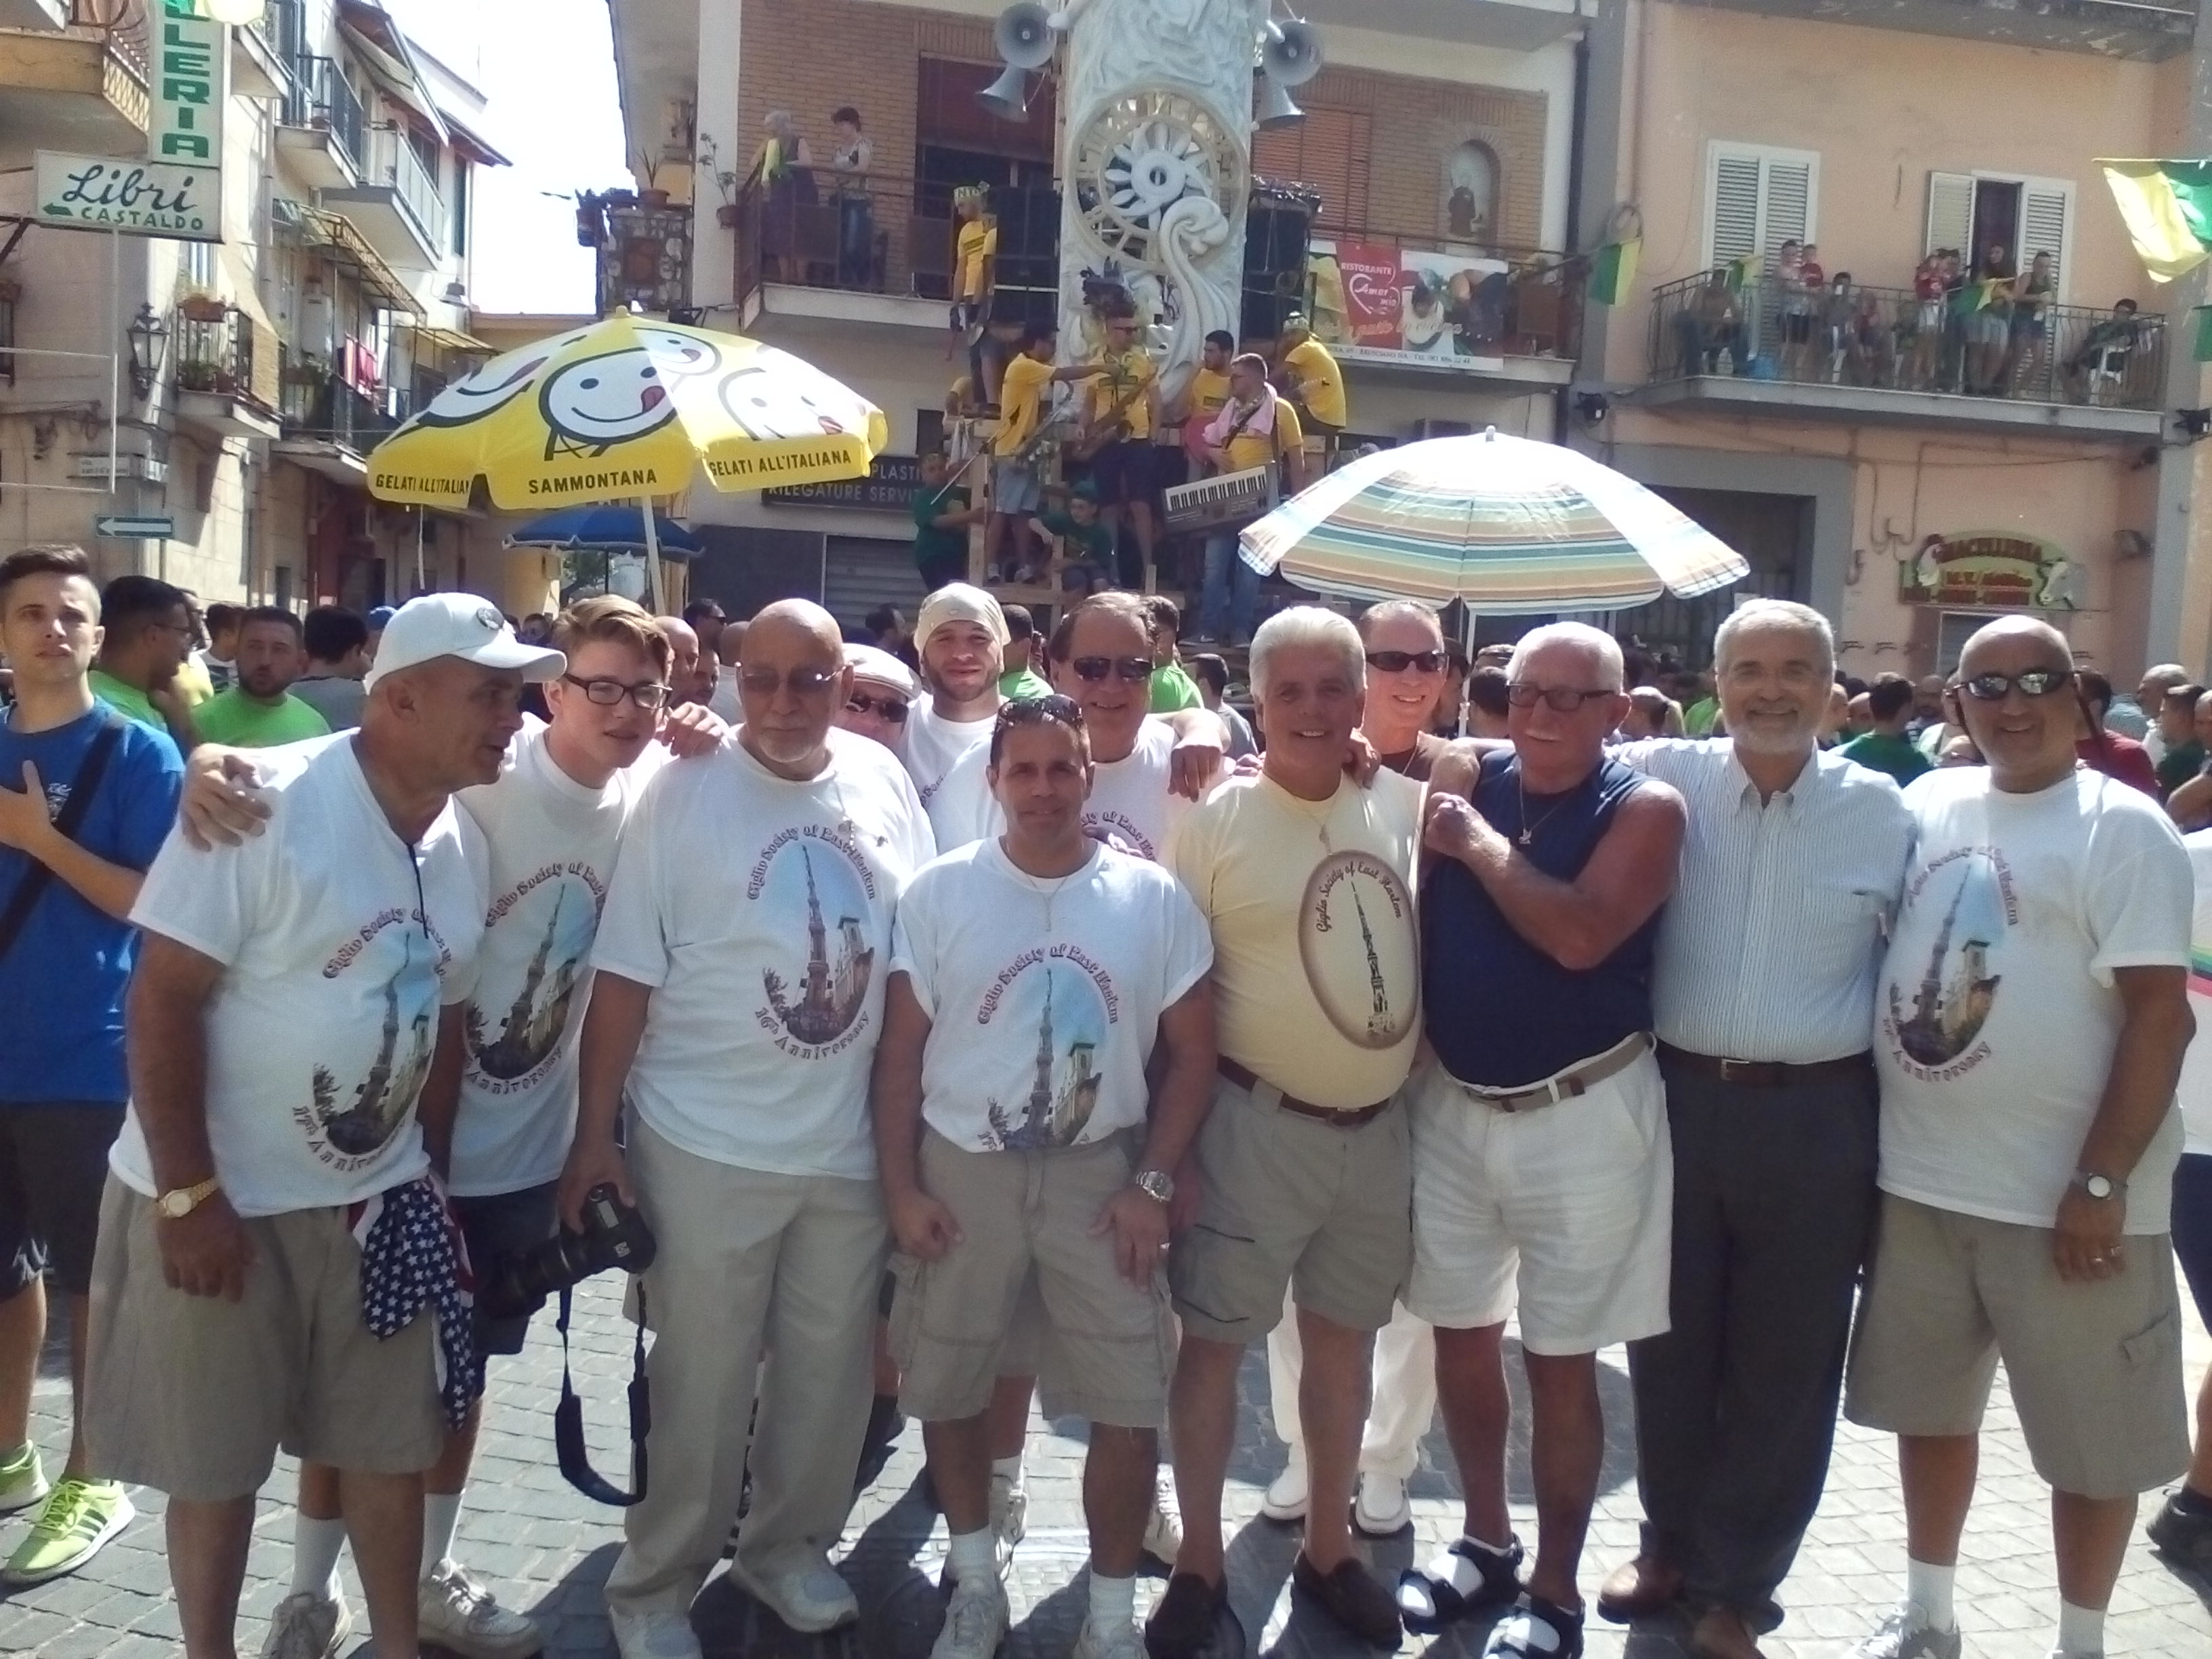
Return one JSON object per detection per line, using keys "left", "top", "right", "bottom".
{"left": 470, "top": 886, "right": 586, "bottom": 1082}
{"left": 986, "top": 963, "right": 1106, "bottom": 1149}
{"left": 1349, "top": 876, "right": 1393, "bottom": 1041}
{"left": 314, "top": 931, "right": 437, "bottom": 1157}
{"left": 1889, "top": 861, "right": 2004, "bottom": 1067}
{"left": 762, "top": 846, "right": 874, "bottom": 1044}
{"left": 1300, "top": 849, "right": 1418, "bottom": 1050}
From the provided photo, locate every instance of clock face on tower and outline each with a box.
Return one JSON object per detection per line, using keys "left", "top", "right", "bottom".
{"left": 1068, "top": 87, "right": 1244, "bottom": 269}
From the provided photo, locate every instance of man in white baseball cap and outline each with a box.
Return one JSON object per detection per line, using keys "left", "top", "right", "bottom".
{"left": 903, "top": 584, "right": 1010, "bottom": 808}
{"left": 839, "top": 644, "right": 920, "bottom": 756}
{"left": 363, "top": 593, "right": 567, "bottom": 691}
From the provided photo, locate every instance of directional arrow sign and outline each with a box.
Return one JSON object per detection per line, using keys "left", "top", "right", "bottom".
{"left": 93, "top": 515, "right": 174, "bottom": 539}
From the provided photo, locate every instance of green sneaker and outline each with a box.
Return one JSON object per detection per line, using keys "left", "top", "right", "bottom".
{"left": 1, "top": 1477, "right": 134, "bottom": 1584}
{"left": 0, "top": 1442, "right": 47, "bottom": 1515}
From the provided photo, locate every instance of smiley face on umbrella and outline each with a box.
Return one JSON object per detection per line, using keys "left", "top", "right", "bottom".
{"left": 411, "top": 331, "right": 593, "bottom": 429}
{"left": 716, "top": 361, "right": 855, "bottom": 441}
{"left": 537, "top": 350, "right": 690, "bottom": 457}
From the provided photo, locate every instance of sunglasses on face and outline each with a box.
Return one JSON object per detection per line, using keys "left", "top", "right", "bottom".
{"left": 739, "top": 666, "right": 842, "bottom": 697}
{"left": 561, "top": 674, "right": 670, "bottom": 710}
{"left": 1506, "top": 682, "right": 1614, "bottom": 712}
{"left": 1069, "top": 655, "right": 1155, "bottom": 684}
{"left": 846, "top": 691, "right": 910, "bottom": 724}
{"left": 1366, "top": 649, "right": 1447, "bottom": 674}
{"left": 1954, "top": 668, "right": 2076, "bottom": 701}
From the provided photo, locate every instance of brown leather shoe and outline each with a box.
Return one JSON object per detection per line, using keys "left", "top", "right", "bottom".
{"left": 1594, "top": 1555, "right": 1684, "bottom": 1624}
{"left": 1291, "top": 1553, "right": 1403, "bottom": 1649}
{"left": 1688, "top": 1605, "right": 1765, "bottom": 1659}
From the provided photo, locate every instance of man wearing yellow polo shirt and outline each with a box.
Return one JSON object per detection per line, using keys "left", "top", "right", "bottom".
{"left": 1193, "top": 355, "right": 1306, "bottom": 645}
{"left": 1176, "top": 331, "right": 1234, "bottom": 455}
{"left": 987, "top": 323, "right": 1103, "bottom": 579}
{"left": 1277, "top": 312, "right": 1347, "bottom": 447}
{"left": 1083, "top": 306, "right": 1162, "bottom": 588}
{"left": 951, "top": 186, "right": 996, "bottom": 401}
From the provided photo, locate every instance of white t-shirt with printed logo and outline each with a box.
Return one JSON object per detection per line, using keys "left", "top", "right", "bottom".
{"left": 592, "top": 729, "right": 936, "bottom": 1180}
{"left": 2175, "top": 829, "right": 2212, "bottom": 1158}
{"left": 925, "top": 718, "right": 1219, "bottom": 863}
{"left": 111, "top": 737, "right": 490, "bottom": 1217}
{"left": 891, "top": 838, "right": 1212, "bottom": 1151}
{"left": 902, "top": 697, "right": 996, "bottom": 810}
{"left": 447, "top": 718, "right": 668, "bottom": 1197}
{"left": 1876, "top": 766, "right": 2192, "bottom": 1234}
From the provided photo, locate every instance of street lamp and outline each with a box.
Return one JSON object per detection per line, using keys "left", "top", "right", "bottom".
{"left": 126, "top": 302, "right": 168, "bottom": 401}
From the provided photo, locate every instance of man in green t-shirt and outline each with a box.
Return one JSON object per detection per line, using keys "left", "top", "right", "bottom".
{"left": 1143, "top": 594, "right": 1201, "bottom": 713}
{"left": 912, "top": 451, "right": 983, "bottom": 591}
{"left": 1835, "top": 674, "right": 1931, "bottom": 786}
{"left": 89, "top": 573, "right": 195, "bottom": 750}
{"left": 1027, "top": 485, "right": 1113, "bottom": 592}
{"left": 190, "top": 607, "right": 332, "bottom": 748}
{"left": 998, "top": 604, "right": 1053, "bottom": 700}
{"left": 2155, "top": 683, "right": 2209, "bottom": 798}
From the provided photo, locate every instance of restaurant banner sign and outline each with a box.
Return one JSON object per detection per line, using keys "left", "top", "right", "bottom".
{"left": 1306, "top": 238, "right": 1509, "bottom": 371}
{"left": 1898, "top": 532, "right": 2083, "bottom": 611}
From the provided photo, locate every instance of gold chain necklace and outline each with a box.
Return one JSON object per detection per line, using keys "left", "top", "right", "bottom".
{"left": 1515, "top": 773, "right": 1577, "bottom": 848}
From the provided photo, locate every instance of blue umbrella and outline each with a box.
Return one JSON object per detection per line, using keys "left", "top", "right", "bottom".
{"left": 504, "top": 504, "right": 702, "bottom": 561}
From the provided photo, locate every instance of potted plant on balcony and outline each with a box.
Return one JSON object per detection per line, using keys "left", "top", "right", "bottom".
{"left": 176, "top": 358, "right": 220, "bottom": 393}
{"left": 179, "top": 290, "right": 228, "bottom": 324}
{"left": 283, "top": 351, "right": 330, "bottom": 388}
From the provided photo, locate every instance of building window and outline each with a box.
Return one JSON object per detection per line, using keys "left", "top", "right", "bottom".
{"left": 451, "top": 159, "right": 469, "bottom": 258}
{"left": 1703, "top": 141, "right": 1818, "bottom": 272}
{"left": 1927, "top": 171, "right": 2072, "bottom": 301}
{"left": 1253, "top": 108, "right": 1372, "bottom": 232}
{"left": 1443, "top": 142, "right": 1496, "bottom": 243}
{"left": 916, "top": 56, "right": 1056, "bottom": 166}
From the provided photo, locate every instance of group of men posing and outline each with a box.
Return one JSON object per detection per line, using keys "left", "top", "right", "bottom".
{"left": 0, "top": 545, "right": 2205, "bottom": 1659}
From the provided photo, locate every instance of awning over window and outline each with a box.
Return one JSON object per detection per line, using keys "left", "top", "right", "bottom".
{"left": 272, "top": 199, "right": 426, "bottom": 317}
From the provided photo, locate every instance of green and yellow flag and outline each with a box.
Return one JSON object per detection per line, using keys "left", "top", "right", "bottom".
{"left": 1723, "top": 253, "right": 1759, "bottom": 292}
{"left": 1584, "top": 238, "right": 1641, "bottom": 306}
{"left": 2099, "top": 159, "right": 2212, "bottom": 282}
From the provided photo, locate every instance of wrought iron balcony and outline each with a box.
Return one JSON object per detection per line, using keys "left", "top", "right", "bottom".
{"left": 282, "top": 54, "right": 365, "bottom": 176}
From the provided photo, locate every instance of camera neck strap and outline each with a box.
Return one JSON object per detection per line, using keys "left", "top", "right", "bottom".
{"left": 554, "top": 1280, "right": 649, "bottom": 1507}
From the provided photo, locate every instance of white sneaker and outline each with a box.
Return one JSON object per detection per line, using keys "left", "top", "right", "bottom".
{"left": 419, "top": 1561, "right": 544, "bottom": 1657}
{"left": 1261, "top": 1454, "right": 1309, "bottom": 1523}
{"left": 730, "top": 1553, "right": 859, "bottom": 1633}
{"left": 1353, "top": 1471, "right": 1412, "bottom": 1536}
{"left": 1850, "top": 1606, "right": 1963, "bottom": 1659}
{"left": 932, "top": 1570, "right": 1011, "bottom": 1659}
{"left": 1073, "top": 1611, "right": 1146, "bottom": 1659}
{"left": 989, "top": 1469, "right": 1027, "bottom": 1575}
{"left": 1143, "top": 1467, "right": 1183, "bottom": 1566}
{"left": 260, "top": 1589, "right": 352, "bottom": 1659}
{"left": 609, "top": 1605, "right": 704, "bottom": 1659}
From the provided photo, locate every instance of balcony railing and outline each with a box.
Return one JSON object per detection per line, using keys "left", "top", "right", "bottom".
{"left": 278, "top": 356, "right": 405, "bottom": 451}
{"left": 388, "top": 135, "right": 443, "bottom": 243}
{"left": 1647, "top": 272, "right": 2165, "bottom": 409}
{"left": 173, "top": 304, "right": 266, "bottom": 405}
{"left": 283, "top": 55, "right": 365, "bottom": 176}
{"left": 735, "top": 167, "right": 981, "bottom": 310}
{"left": 64, "top": 0, "right": 149, "bottom": 82}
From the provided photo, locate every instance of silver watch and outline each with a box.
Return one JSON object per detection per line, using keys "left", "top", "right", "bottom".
{"left": 1134, "top": 1168, "right": 1174, "bottom": 1205}
{"left": 2073, "top": 1169, "right": 2124, "bottom": 1201}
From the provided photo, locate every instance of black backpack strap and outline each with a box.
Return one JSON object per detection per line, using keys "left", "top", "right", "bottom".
{"left": 0, "top": 712, "right": 127, "bottom": 968}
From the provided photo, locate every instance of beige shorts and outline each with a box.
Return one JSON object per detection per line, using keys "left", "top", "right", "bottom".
{"left": 1168, "top": 1073, "right": 1412, "bottom": 1343}
{"left": 85, "top": 1176, "right": 442, "bottom": 1502}
{"left": 889, "top": 1128, "right": 1172, "bottom": 1429}
{"left": 1844, "top": 1192, "right": 2189, "bottom": 1498}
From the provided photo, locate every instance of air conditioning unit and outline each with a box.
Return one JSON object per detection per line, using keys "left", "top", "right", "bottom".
{"left": 73, "top": 451, "right": 169, "bottom": 483}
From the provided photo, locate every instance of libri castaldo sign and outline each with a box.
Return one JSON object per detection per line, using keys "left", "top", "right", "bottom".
{"left": 33, "top": 152, "right": 220, "bottom": 242}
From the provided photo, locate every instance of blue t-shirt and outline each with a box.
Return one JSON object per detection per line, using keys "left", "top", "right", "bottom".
{"left": 0, "top": 703, "right": 184, "bottom": 1103}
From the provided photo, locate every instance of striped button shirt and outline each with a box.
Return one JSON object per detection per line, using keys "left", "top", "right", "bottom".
{"left": 1618, "top": 739, "right": 1915, "bottom": 1063}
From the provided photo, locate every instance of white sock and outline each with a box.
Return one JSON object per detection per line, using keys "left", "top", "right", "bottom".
{"left": 991, "top": 1452, "right": 1025, "bottom": 1488}
{"left": 947, "top": 1527, "right": 997, "bottom": 1585}
{"left": 291, "top": 1513, "right": 346, "bottom": 1601}
{"left": 422, "top": 1491, "right": 464, "bottom": 1578}
{"left": 1905, "top": 1559, "right": 1956, "bottom": 1633}
{"left": 1088, "top": 1571, "right": 1136, "bottom": 1626}
{"left": 2055, "top": 1599, "right": 2105, "bottom": 1656}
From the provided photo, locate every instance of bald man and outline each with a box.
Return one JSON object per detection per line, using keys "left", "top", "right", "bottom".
{"left": 1845, "top": 617, "right": 2194, "bottom": 1659}
{"left": 569, "top": 600, "right": 937, "bottom": 1655}
{"left": 655, "top": 614, "right": 715, "bottom": 709}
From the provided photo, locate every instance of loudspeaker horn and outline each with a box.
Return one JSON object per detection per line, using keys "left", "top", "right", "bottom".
{"left": 1254, "top": 70, "right": 1304, "bottom": 131}
{"left": 977, "top": 63, "right": 1033, "bottom": 121}
{"left": 995, "top": 3, "right": 1057, "bottom": 69}
{"left": 1263, "top": 20, "right": 1323, "bottom": 87}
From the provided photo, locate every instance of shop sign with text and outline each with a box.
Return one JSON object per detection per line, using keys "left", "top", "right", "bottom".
{"left": 33, "top": 152, "right": 220, "bottom": 241}
{"left": 1898, "top": 533, "right": 2083, "bottom": 611}
{"left": 153, "top": 15, "right": 227, "bottom": 168}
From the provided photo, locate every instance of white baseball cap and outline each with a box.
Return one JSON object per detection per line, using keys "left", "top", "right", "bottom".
{"left": 844, "top": 642, "right": 918, "bottom": 697}
{"left": 364, "top": 593, "right": 566, "bottom": 690}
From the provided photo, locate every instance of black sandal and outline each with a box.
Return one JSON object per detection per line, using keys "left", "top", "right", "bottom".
{"left": 1395, "top": 1534, "right": 1525, "bottom": 1632}
{"left": 1479, "top": 1591, "right": 1585, "bottom": 1659}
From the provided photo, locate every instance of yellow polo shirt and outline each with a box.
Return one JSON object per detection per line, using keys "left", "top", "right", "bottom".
{"left": 1086, "top": 348, "right": 1157, "bottom": 441}
{"left": 1283, "top": 339, "right": 1345, "bottom": 428}
{"left": 956, "top": 220, "right": 996, "bottom": 301}
{"left": 1185, "top": 367, "right": 1231, "bottom": 426}
{"left": 995, "top": 353, "right": 1054, "bottom": 457}
{"left": 1221, "top": 400, "right": 1302, "bottom": 474}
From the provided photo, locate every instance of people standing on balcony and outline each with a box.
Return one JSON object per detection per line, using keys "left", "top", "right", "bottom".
{"left": 89, "top": 576, "right": 197, "bottom": 754}
{"left": 951, "top": 187, "right": 998, "bottom": 406}
{"left": 755, "top": 110, "right": 816, "bottom": 285}
{"left": 1677, "top": 273, "right": 1744, "bottom": 377}
{"left": 1908, "top": 252, "right": 1949, "bottom": 390}
{"left": 1820, "top": 272, "right": 1856, "bottom": 384}
{"left": 1775, "top": 241, "right": 1815, "bottom": 380}
{"left": 1965, "top": 243, "right": 2016, "bottom": 394}
{"left": 2063, "top": 299, "right": 2142, "bottom": 403}
{"left": 827, "top": 107, "right": 874, "bottom": 289}
{"left": 190, "top": 609, "right": 332, "bottom": 751}
{"left": 2005, "top": 251, "right": 2056, "bottom": 392}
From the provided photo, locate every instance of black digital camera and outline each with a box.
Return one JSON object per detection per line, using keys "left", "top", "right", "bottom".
{"left": 479, "top": 1183, "right": 656, "bottom": 1319}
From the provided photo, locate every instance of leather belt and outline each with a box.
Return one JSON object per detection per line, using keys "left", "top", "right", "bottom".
{"left": 1217, "top": 1059, "right": 1394, "bottom": 1127}
{"left": 1656, "top": 1042, "right": 1875, "bottom": 1088}
{"left": 1453, "top": 1031, "right": 1653, "bottom": 1114}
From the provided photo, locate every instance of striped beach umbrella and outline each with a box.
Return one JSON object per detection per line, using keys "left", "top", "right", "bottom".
{"left": 1239, "top": 429, "right": 1749, "bottom": 613}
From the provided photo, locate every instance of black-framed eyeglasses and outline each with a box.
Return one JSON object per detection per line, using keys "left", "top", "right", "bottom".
{"left": 739, "top": 665, "right": 842, "bottom": 697}
{"left": 561, "top": 674, "right": 670, "bottom": 710}
{"left": 1955, "top": 669, "right": 2076, "bottom": 702}
{"left": 1069, "top": 655, "right": 1154, "bottom": 684}
{"left": 1506, "top": 682, "right": 1615, "bottom": 712}
{"left": 1367, "top": 649, "right": 1447, "bottom": 675}
{"left": 846, "top": 691, "right": 910, "bottom": 724}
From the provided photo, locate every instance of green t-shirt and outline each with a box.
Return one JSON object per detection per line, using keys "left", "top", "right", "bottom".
{"left": 88, "top": 668, "right": 163, "bottom": 731}
{"left": 2157, "top": 739, "right": 2206, "bottom": 797}
{"left": 912, "top": 485, "right": 970, "bottom": 571}
{"left": 1149, "top": 662, "right": 1202, "bottom": 714}
{"left": 1037, "top": 510, "right": 1112, "bottom": 565}
{"left": 1000, "top": 665, "right": 1053, "bottom": 701}
{"left": 1683, "top": 695, "right": 1719, "bottom": 737}
{"left": 192, "top": 689, "right": 332, "bottom": 749}
{"left": 1837, "top": 729, "right": 1931, "bottom": 787}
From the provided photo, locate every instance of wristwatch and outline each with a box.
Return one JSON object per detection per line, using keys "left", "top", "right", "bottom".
{"left": 155, "top": 1178, "right": 221, "bottom": 1219}
{"left": 1133, "top": 1168, "right": 1175, "bottom": 1205}
{"left": 2072, "top": 1169, "right": 2125, "bottom": 1201}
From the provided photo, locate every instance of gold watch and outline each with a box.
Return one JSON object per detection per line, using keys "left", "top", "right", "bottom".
{"left": 155, "top": 1178, "right": 220, "bottom": 1219}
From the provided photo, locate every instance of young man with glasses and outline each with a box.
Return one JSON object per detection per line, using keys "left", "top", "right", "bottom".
{"left": 1845, "top": 618, "right": 2194, "bottom": 1659}
{"left": 876, "top": 695, "right": 1216, "bottom": 1659}
{"left": 89, "top": 574, "right": 197, "bottom": 752}
{"left": 1081, "top": 306, "right": 1164, "bottom": 590}
{"left": 1193, "top": 354, "right": 1307, "bottom": 649}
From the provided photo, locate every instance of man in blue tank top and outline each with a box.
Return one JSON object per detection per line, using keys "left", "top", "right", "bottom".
{"left": 1395, "top": 622, "right": 1685, "bottom": 1659}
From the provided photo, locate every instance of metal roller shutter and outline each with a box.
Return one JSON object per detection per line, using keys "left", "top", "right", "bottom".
{"left": 823, "top": 536, "right": 930, "bottom": 632}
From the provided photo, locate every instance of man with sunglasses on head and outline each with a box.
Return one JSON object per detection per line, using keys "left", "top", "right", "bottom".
{"left": 875, "top": 694, "right": 1216, "bottom": 1659}
{"left": 567, "top": 600, "right": 935, "bottom": 1659}
{"left": 1402, "top": 622, "right": 1685, "bottom": 1659}
{"left": 1845, "top": 617, "right": 2194, "bottom": 1659}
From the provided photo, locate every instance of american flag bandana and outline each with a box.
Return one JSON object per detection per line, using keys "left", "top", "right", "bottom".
{"left": 348, "top": 1175, "right": 482, "bottom": 1431}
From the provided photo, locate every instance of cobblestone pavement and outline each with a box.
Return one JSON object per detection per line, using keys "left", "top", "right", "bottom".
{"left": 3, "top": 1275, "right": 2206, "bottom": 1659}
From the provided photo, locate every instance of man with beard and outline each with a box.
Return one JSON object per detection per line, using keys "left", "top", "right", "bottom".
{"left": 190, "top": 608, "right": 331, "bottom": 749}
{"left": 904, "top": 585, "right": 1010, "bottom": 811}
{"left": 567, "top": 600, "right": 935, "bottom": 1659}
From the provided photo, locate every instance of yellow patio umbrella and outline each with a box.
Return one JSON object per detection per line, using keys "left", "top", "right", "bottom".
{"left": 366, "top": 314, "right": 889, "bottom": 607}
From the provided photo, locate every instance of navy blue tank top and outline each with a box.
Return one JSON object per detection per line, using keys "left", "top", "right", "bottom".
{"left": 1422, "top": 750, "right": 1661, "bottom": 1087}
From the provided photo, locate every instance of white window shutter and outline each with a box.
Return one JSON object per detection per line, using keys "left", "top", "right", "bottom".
{"left": 1925, "top": 172, "right": 1975, "bottom": 258}
{"left": 1762, "top": 158, "right": 1814, "bottom": 263}
{"left": 2020, "top": 178, "right": 2073, "bottom": 302}
{"left": 1707, "top": 148, "right": 1763, "bottom": 269}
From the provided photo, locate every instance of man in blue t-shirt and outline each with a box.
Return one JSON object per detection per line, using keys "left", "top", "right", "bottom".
{"left": 0, "top": 544, "right": 182, "bottom": 1585}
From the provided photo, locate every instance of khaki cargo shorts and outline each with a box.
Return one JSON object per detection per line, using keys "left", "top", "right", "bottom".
{"left": 889, "top": 1128, "right": 1173, "bottom": 1429}
{"left": 1168, "top": 1071, "right": 1412, "bottom": 1344}
{"left": 85, "top": 1176, "right": 442, "bottom": 1502}
{"left": 1844, "top": 1191, "right": 2188, "bottom": 1498}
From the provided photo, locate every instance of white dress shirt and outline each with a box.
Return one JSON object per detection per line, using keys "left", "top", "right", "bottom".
{"left": 1619, "top": 739, "right": 1914, "bottom": 1063}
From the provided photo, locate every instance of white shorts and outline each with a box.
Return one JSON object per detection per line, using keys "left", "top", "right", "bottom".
{"left": 1404, "top": 1046, "right": 1673, "bottom": 1354}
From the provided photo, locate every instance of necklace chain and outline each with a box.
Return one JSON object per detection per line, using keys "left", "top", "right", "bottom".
{"left": 1515, "top": 773, "right": 1576, "bottom": 847}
